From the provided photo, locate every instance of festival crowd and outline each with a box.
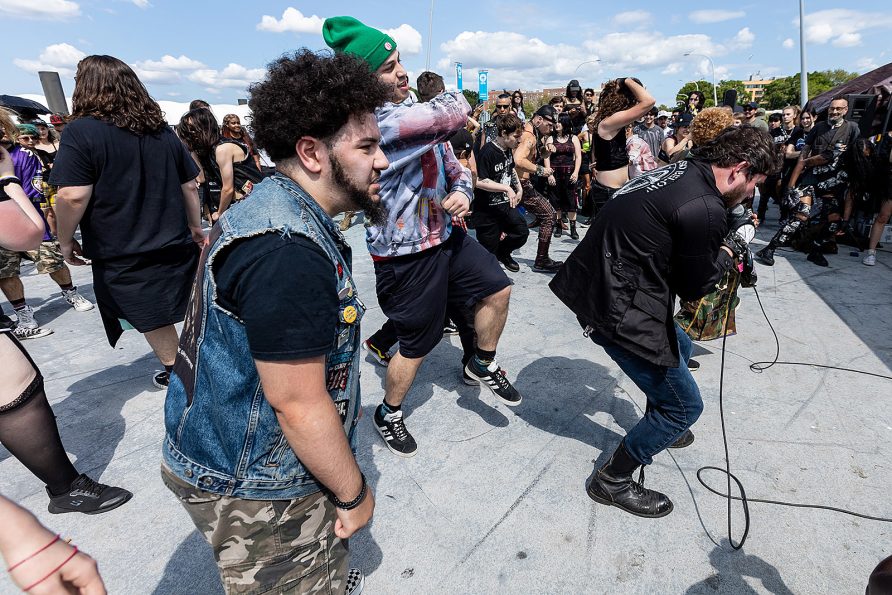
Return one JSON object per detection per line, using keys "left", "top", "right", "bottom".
{"left": 1, "top": 14, "right": 891, "bottom": 595}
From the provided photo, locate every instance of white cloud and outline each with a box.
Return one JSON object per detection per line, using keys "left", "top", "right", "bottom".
{"left": 855, "top": 57, "right": 878, "bottom": 72}
{"left": 131, "top": 0, "right": 150, "bottom": 7}
{"left": 729, "top": 27, "right": 755, "bottom": 50}
{"left": 613, "top": 10, "right": 651, "bottom": 26}
{"left": 188, "top": 63, "right": 265, "bottom": 90}
{"left": 138, "top": 55, "right": 205, "bottom": 71}
{"left": 799, "top": 9, "right": 892, "bottom": 47}
{"left": 256, "top": 9, "right": 422, "bottom": 57}
{"left": 383, "top": 24, "right": 423, "bottom": 55}
{"left": 689, "top": 10, "right": 745, "bottom": 24}
{"left": 132, "top": 55, "right": 206, "bottom": 85}
{"left": 0, "top": 0, "right": 79, "bottom": 19}
{"left": 438, "top": 28, "right": 732, "bottom": 91}
{"left": 782, "top": 38, "right": 794, "bottom": 49}
{"left": 832, "top": 32, "right": 861, "bottom": 47}
{"left": 13, "top": 43, "right": 85, "bottom": 76}
{"left": 256, "top": 7, "right": 324, "bottom": 34}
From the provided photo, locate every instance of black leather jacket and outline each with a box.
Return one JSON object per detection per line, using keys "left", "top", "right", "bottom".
{"left": 550, "top": 160, "right": 734, "bottom": 367}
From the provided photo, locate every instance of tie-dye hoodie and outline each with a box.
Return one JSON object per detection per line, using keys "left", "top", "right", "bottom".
{"left": 366, "top": 92, "right": 472, "bottom": 259}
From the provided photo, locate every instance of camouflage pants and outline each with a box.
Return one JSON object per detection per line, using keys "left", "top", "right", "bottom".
{"left": 161, "top": 466, "right": 348, "bottom": 594}
{"left": 0, "top": 241, "right": 65, "bottom": 278}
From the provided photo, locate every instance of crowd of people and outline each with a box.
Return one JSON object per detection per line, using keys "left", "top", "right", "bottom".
{"left": 1, "top": 13, "right": 891, "bottom": 594}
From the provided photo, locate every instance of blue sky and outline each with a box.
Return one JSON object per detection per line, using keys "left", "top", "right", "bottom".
{"left": 1, "top": 0, "right": 888, "bottom": 109}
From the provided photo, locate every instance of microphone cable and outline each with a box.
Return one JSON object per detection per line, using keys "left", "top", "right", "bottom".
{"left": 695, "top": 280, "right": 892, "bottom": 550}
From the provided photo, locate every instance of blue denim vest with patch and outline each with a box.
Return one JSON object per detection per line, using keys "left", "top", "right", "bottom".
{"left": 163, "top": 174, "right": 364, "bottom": 500}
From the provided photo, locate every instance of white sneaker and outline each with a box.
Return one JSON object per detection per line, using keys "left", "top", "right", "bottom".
{"left": 862, "top": 251, "right": 876, "bottom": 266}
{"left": 62, "top": 288, "right": 95, "bottom": 311}
{"left": 14, "top": 305, "right": 38, "bottom": 329}
{"left": 13, "top": 325, "right": 53, "bottom": 340}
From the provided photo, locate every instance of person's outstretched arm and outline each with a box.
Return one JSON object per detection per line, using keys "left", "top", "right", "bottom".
{"left": 0, "top": 495, "right": 107, "bottom": 594}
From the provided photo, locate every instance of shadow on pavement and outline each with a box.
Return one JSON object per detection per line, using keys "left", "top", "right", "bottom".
{"left": 152, "top": 530, "right": 223, "bottom": 595}
{"left": 513, "top": 355, "right": 635, "bottom": 472}
{"left": 685, "top": 539, "right": 795, "bottom": 595}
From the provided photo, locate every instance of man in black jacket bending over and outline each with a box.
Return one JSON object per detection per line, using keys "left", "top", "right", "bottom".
{"left": 550, "top": 126, "right": 781, "bottom": 518}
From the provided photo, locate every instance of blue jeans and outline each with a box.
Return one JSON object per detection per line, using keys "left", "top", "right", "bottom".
{"left": 590, "top": 324, "right": 704, "bottom": 466}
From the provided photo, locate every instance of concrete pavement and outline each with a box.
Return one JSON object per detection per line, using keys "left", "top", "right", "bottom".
{"left": 2, "top": 205, "right": 890, "bottom": 594}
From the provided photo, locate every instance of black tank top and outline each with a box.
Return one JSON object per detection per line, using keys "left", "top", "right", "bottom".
{"left": 593, "top": 128, "right": 628, "bottom": 171}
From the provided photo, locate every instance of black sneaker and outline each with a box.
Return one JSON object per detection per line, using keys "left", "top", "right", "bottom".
{"left": 346, "top": 568, "right": 365, "bottom": 595}
{"left": 499, "top": 255, "right": 520, "bottom": 272}
{"left": 152, "top": 370, "right": 170, "bottom": 389}
{"left": 687, "top": 358, "right": 700, "bottom": 371}
{"left": 463, "top": 359, "right": 522, "bottom": 406}
{"left": 532, "top": 258, "right": 563, "bottom": 273}
{"left": 807, "top": 250, "right": 829, "bottom": 267}
{"left": 374, "top": 405, "right": 417, "bottom": 457}
{"left": 363, "top": 339, "right": 391, "bottom": 367}
{"left": 443, "top": 321, "right": 459, "bottom": 336}
{"left": 47, "top": 474, "right": 132, "bottom": 515}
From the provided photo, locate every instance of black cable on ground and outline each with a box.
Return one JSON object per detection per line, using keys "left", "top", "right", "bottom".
{"left": 696, "top": 282, "right": 892, "bottom": 551}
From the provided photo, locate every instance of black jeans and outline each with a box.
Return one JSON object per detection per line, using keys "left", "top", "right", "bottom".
{"left": 471, "top": 204, "right": 530, "bottom": 260}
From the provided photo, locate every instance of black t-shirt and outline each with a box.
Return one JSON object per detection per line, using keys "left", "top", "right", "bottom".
{"left": 49, "top": 117, "right": 199, "bottom": 260}
{"left": 212, "top": 232, "right": 339, "bottom": 361}
{"left": 474, "top": 141, "right": 516, "bottom": 209}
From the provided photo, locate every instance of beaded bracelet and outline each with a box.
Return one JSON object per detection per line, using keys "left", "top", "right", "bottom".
{"left": 22, "top": 547, "right": 78, "bottom": 592}
{"left": 329, "top": 473, "right": 367, "bottom": 510}
{"left": 6, "top": 534, "right": 60, "bottom": 572}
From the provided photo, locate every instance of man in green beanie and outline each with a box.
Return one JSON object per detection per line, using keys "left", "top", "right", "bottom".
{"left": 325, "top": 16, "right": 520, "bottom": 459}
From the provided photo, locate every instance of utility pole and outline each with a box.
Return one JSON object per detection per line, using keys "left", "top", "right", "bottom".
{"left": 425, "top": 0, "right": 434, "bottom": 71}
{"left": 799, "top": 0, "right": 808, "bottom": 106}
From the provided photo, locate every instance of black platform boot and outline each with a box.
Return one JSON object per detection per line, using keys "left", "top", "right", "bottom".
{"left": 586, "top": 441, "right": 674, "bottom": 518}
{"left": 569, "top": 220, "right": 579, "bottom": 240}
{"left": 756, "top": 217, "right": 804, "bottom": 266}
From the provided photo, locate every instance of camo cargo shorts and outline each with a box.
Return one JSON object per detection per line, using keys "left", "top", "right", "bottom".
{"left": 161, "top": 466, "right": 349, "bottom": 594}
{"left": 0, "top": 241, "right": 65, "bottom": 278}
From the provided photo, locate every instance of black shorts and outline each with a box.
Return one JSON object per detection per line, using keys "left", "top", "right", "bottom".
{"left": 373, "top": 228, "right": 511, "bottom": 359}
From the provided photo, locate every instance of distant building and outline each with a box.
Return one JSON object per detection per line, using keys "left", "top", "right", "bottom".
{"left": 744, "top": 75, "right": 777, "bottom": 103}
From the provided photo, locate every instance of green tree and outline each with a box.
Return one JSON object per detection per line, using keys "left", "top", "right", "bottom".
{"left": 761, "top": 69, "right": 859, "bottom": 109}
{"left": 462, "top": 89, "right": 479, "bottom": 106}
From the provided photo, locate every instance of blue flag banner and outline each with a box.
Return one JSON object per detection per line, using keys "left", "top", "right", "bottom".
{"left": 478, "top": 70, "right": 488, "bottom": 102}
{"left": 456, "top": 62, "right": 463, "bottom": 91}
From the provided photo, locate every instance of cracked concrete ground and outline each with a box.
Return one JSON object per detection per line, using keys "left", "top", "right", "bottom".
{"left": 2, "top": 204, "right": 891, "bottom": 594}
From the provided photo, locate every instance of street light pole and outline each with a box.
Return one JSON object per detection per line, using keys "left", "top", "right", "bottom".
{"left": 573, "top": 59, "right": 601, "bottom": 74}
{"left": 799, "top": 0, "right": 808, "bottom": 106}
{"left": 684, "top": 52, "right": 718, "bottom": 106}
{"left": 425, "top": 0, "right": 434, "bottom": 71}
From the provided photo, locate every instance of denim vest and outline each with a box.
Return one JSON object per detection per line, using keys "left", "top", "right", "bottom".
{"left": 163, "top": 174, "right": 364, "bottom": 500}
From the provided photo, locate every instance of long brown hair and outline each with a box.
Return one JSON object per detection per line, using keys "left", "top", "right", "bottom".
{"left": 71, "top": 55, "right": 166, "bottom": 135}
{"left": 177, "top": 108, "right": 220, "bottom": 158}
{"left": 592, "top": 79, "right": 636, "bottom": 127}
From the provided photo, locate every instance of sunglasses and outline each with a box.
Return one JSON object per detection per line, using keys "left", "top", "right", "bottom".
{"left": 496, "top": 104, "right": 511, "bottom": 109}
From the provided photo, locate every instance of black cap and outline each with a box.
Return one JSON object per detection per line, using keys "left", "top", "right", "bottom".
{"left": 534, "top": 105, "right": 557, "bottom": 123}
{"left": 743, "top": 101, "right": 759, "bottom": 110}
{"left": 676, "top": 112, "right": 694, "bottom": 127}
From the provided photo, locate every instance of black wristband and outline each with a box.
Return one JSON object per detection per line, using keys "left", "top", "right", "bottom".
{"left": 329, "top": 473, "right": 366, "bottom": 510}
{"left": 0, "top": 176, "right": 22, "bottom": 190}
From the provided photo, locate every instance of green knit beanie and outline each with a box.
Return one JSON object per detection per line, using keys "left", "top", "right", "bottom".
{"left": 322, "top": 16, "right": 397, "bottom": 72}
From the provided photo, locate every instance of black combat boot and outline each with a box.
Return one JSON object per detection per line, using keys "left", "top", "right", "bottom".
{"left": 586, "top": 441, "right": 674, "bottom": 518}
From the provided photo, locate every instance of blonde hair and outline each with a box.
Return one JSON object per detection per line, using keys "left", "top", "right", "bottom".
{"left": 690, "top": 107, "right": 735, "bottom": 147}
